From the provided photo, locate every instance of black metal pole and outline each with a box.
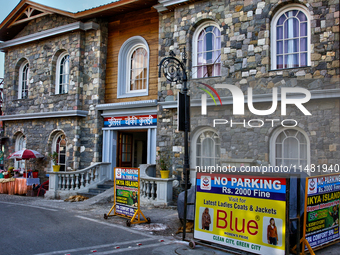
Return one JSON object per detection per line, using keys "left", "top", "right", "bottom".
{"left": 297, "top": 176, "right": 301, "bottom": 254}
{"left": 158, "top": 48, "right": 190, "bottom": 241}
{"left": 286, "top": 176, "right": 290, "bottom": 255}
{"left": 183, "top": 79, "right": 189, "bottom": 241}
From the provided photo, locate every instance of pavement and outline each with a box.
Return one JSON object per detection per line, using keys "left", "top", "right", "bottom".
{"left": 0, "top": 193, "right": 340, "bottom": 255}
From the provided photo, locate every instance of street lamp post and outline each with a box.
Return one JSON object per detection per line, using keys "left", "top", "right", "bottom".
{"left": 159, "top": 48, "right": 191, "bottom": 240}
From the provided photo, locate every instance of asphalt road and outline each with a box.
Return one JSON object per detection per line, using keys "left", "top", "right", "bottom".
{"left": 5, "top": 194, "right": 339, "bottom": 255}
{"left": 0, "top": 200, "right": 179, "bottom": 255}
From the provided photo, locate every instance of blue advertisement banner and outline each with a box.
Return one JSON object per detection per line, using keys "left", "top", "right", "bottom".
{"left": 114, "top": 168, "right": 140, "bottom": 217}
{"left": 305, "top": 174, "right": 340, "bottom": 249}
{"left": 115, "top": 204, "right": 136, "bottom": 217}
{"left": 104, "top": 115, "right": 157, "bottom": 128}
{"left": 196, "top": 174, "right": 286, "bottom": 201}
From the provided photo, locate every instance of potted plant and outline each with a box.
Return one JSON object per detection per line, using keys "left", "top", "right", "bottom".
{"left": 8, "top": 166, "right": 14, "bottom": 177}
{"left": 158, "top": 153, "right": 170, "bottom": 179}
{"left": 3, "top": 171, "right": 9, "bottom": 178}
{"left": 48, "top": 151, "right": 60, "bottom": 172}
{"left": 13, "top": 169, "right": 20, "bottom": 177}
{"left": 32, "top": 169, "right": 39, "bottom": 178}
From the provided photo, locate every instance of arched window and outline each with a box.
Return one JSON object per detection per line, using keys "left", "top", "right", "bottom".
{"left": 52, "top": 132, "right": 67, "bottom": 171}
{"left": 129, "top": 46, "right": 148, "bottom": 92}
{"left": 118, "top": 36, "right": 149, "bottom": 98}
{"left": 271, "top": 5, "right": 311, "bottom": 70}
{"left": 270, "top": 128, "right": 310, "bottom": 169}
{"left": 192, "top": 22, "right": 221, "bottom": 78}
{"left": 18, "top": 61, "right": 29, "bottom": 99}
{"left": 56, "top": 52, "right": 70, "bottom": 94}
{"left": 193, "top": 128, "right": 221, "bottom": 167}
{"left": 15, "top": 133, "right": 26, "bottom": 169}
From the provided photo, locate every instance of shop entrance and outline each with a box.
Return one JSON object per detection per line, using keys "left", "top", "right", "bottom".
{"left": 117, "top": 130, "right": 147, "bottom": 168}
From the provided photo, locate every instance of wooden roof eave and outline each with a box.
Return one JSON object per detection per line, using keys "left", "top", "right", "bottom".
{"left": 0, "top": 0, "right": 157, "bottom": 41}
{"left": 73, "top": 0, "right": 141, "bottom": 19}
{"left": 0, "top": 0, "right": 74, "bottom": 31}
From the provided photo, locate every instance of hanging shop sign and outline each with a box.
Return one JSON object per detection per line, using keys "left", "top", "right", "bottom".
{"left": 104, "top": 115, "right": 157, "bottom": 128}
{"left": 194, "top": 173, "right": 287, "bottom": 255}
{"left": 304, "top": 174, "right": 340, "bottom": 249}
{"left": 104, "top": 167, "right": 149, "bottom": 226}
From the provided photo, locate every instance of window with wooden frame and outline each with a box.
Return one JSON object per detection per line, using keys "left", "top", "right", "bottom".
{"left": 117, "top": 36, "right": 150, "bottom": 98}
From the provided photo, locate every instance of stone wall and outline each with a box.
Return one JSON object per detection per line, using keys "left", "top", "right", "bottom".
{"left": 159, "top": 0, "right": 339, "bottom": 97}
{"left": 4, "top": 117, "right": 79, "bottom": 178}
{"left": 14, "top": 14, "right": 77, "bottom": 39}
{"left": 3, "top": 14, "right": 109, "bottom": 171}
{"left": 79, "top": 20, "right": 108, "bottom": 168}
{"left": 190, "top": 99, "right": 340, "bottom": 166}
{"left": 157, "top": 0, "right": 340, "bottom": 175}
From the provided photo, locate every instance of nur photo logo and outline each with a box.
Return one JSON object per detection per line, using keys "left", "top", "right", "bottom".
{"left": 198, "top": 82, "right": 223, "bottom": 115}
{"left": 199, "top": 83, "right": 312, "bottom": 129}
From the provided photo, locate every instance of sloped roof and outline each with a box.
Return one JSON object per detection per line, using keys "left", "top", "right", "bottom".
{"left": 0, "top": 0, "right": 157, "bottom": 41}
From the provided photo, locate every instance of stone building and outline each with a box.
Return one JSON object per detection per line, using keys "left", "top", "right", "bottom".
{"left": 0, "top": 0, "right": 158, "bottom": 179}
{"left": 155, "top": 0, "right": 339, "bottom": 184}
{"left": 0, "top": 0, "right": 338, "bottom": 193}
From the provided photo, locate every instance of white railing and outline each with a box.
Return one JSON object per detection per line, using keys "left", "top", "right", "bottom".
{"left": 45, "top": 162, "right": 111, "bottom": 199}
{"left": 139, "top": 164, "right": 175, "bottom": 206}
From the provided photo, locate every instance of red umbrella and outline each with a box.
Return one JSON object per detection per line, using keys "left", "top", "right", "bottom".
{"left": 7, "top": 149, "right": 44, "bottom": 160}
{"left": 7, "top": 149, "right": 44, "bottom": 177}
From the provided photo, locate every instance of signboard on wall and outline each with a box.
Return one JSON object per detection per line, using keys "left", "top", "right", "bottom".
{"left": 194, "top": 173, "right": 287, "bottom": 255}
{"left": 114, "top": 167, "right": 139, "bottom": 218}
{"left": 304, "top": 174, "right": 340, "bottom": 249}
{"left": 104, "top": 115, "right": 157, "bottom": 128}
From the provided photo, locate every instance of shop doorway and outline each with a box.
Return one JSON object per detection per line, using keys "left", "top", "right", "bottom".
{"left": 117, "top": 131, "right": 147, "bottom": 168}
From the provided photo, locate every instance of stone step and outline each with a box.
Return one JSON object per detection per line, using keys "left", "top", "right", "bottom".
{"left": 77, "top": 181, "right": 113, "bottom": 198}
{"left": 77, "top": 192, "right": 97, "bottom": 198}
{"left": 97, "top": 184, "right": 113, "bottom": 189}
{"left": 88, "top": 188, "right": 107, "bottom": 194}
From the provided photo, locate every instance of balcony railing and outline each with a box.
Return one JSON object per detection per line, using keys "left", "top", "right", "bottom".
{"left": 45, "top": 162, "right": 175, "bottom": 206}
{"left": 139, "top": 164, "right": 175, "bottom": 206}
{"left": 45, "top": 162, "right": 111, "bottom": 199}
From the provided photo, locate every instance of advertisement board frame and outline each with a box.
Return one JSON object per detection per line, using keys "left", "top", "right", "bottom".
{"left": 192, "top": 172, "right": 292, "bottom": 255}
{"left": 302, "top": 173, "right": 340, "bottom": 253}
{"left": 104, "top": 167, "right": 150, "bottom": 226}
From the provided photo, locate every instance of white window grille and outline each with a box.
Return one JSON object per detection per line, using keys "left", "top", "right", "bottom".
{"left": 56, "top": 52, "right": 70, "bottom": 94}
{"left": 18, "top": 61, "right": 29, "bottom": 99}
{"left": 271, "top": 5, "right": 311, "bottom": 70}
{"left": 192, "top": 22, "right": 221, "bottom": 78}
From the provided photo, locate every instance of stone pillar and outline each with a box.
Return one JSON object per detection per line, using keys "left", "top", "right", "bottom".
{"left": 155, "top": 178, "right": 176, "bottom": 206}
{"left": 45, "top": 172, "right": 58, "bottom": 199}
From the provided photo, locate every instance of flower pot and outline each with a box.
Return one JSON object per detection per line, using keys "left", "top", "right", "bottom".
{"left": 53, "top": 165, "right": 60, "bottom": 172}
{"left": 32, "top": 172, "right": 38, "bottom": 178}
{"left": 23, "top": 172, "right": 31, "bottom": 178}
{"left": 160, "top": 170, "right": 170, "bottom": 179}
{"left": 0, "top": 173, "right": 3, "bottom": 178}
